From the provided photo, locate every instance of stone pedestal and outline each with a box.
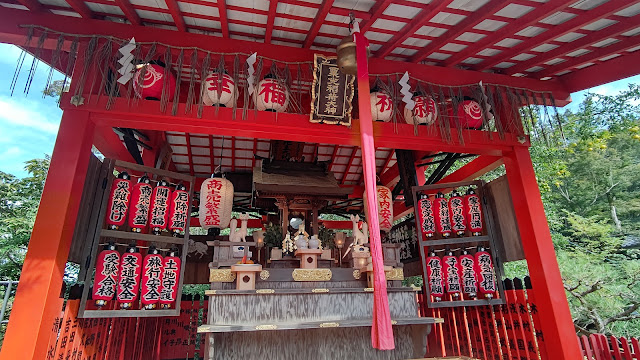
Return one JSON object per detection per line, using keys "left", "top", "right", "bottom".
{"left": 295, "top": 249, "right": 323, "bottom": 269}
{"left": 230, "top": 264, "right": 262, "bottom": 290}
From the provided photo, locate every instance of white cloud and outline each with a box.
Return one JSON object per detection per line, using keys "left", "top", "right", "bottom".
{"left": 0, "top": 96, "right": 60, "bottom": 134}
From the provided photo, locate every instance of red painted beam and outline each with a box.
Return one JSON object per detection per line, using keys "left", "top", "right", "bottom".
{"left": 217, "top": 0, "right": 229, "bottom": 38}
{"left": 557, "top": 49, "right": 640, "bottom": 94}
{"left": 380, "top": 164, "right": 400, "bottom": 188}
{"left": 359, "top": 0, "right": 393, "bottom": 33}
{"left": 537, "top": 38, "right": 640, "bottom": 79}
{"left": 166, "top": 0, "right": 187, "bottom": 32}
{"left": 327, "top": 6, "right": 370, "bottom": 21}
{"left": 114, "top": 0, "right": 141, "bottom": 26}
{"left": 264, "top": 0, "right": 278, "bottom": 44}
{"left": 410, "top": 0, "right": 511, "bottom": 63}
{"left": 303, "top": 0, "right": 334, "bottom": 48}
{"left": 65, "top": 0, "right": 94, "bottom": 18}
{"left": 374, "top": 0, "right": 453, "bottom": 59}
{"left": 442, "top": 0, "right": 576, "bottom": 67}
{"left": 438, "top": 155, "right": 503, "bottom": 183}
{"left": 16, "top": 0, "right": 45, "bottom": 12}
{"left": 475, "top": 0, "right": 637, "bottom": 71}
{"left": 506, "top": 14, "right": 640, "bottom": 76}
{"left": 341, "top": 147, "right": 359, "bottom": 185}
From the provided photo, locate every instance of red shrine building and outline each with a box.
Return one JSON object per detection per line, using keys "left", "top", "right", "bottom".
{"left": 0, "top": 0, "right": 639, "bottom": 359}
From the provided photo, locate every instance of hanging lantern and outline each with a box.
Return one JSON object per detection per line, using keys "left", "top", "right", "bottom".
{"left": 425, "top": 251, "right": 444, "bottom": 302}
{"left": 442, "top": 251, "right": 462, "bottom": 298}
{"left": 149, "top": 180, "right": 172, "bottom": 235}
{"left": 203, "top": 71, "right": 237, "bottom": 108}
{"left": 117, "top": 245, "right": 142, "bottom": 309}
{"left": 127, "top": 175, "right": 153, "bottom": 233}
{"left": 133, "top": 60, "right": 176, "bottom": 101}
{"left": 254, "top": 75, "right": 289, "bottom": 112}
{"left": 418, "top": 195, "right": 436, "bottom": 240}
{"left": 140, "top": 247, "right": 164, "bottom": 310}
{"left": 363, "top": 185, "right": 394, "bottom": 233}
{"left": 475, "top": 247, "right": 496, "bottom": 299}
{"left": 370, "top": 90, "right": 393, "bottom": 122}
{"left": 459, "top": 250, "right": 477, "bottom": 299}
{"left": 199, "top": 177, "right": 234, "bottom": 233}
{"left": 404, "top": 94, "right": 437, "bottom": 125}
{"left": 448, "top": 189, "right": 466, "bottom": 237}
{"left": 433, "top": 192, "right": 452, "bottom": 238}
{"left": 464, "top": 187, "right": 483, "bottom": 236}
{"left": 93, "top": 243, "right": 120, "bottom": 308}
{"left": 169, "top": 184, "right": 189, "bottom": 236}
{"left": 160, "top": 248, "right": 181, "bottom": 309}
{"left": 106, "top": 172, "right": 132, "bottom": 230}
{"left": 450, "top": 99, "right": 484, "bottom": 130}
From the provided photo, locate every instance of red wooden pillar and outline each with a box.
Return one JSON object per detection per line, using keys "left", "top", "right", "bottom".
{"left": 0, "top": 109, "right": 95, "bottom": 360}
{"left": 503, "top": 146, "right": 581, "bottom": 359}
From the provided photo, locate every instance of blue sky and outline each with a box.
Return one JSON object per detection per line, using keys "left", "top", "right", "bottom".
{"left": 0, "top": 43, "right": 638, "bottom": 178}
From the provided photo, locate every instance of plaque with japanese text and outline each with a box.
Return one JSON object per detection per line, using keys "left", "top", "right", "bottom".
{"left": 310, "top": 54, "right": 354, "bottom": 126}
{"left": 384, "top": 216, "right": 419, "bottom": 263}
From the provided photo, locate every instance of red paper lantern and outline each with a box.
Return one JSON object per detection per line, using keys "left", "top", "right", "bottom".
{"left": 442, "top": 251, "right": 462, "bottom": 298}
{"left": 448, "top": 189, "right": 466, "bottom": 237}
{"left": 117, "top": 245, "right": 142, "bottom": 309}
{"left": 418, "top": 195, "right": 436, "bottom": 240}
{"left": 475, "top": 247, "right": 496, "bottom": 299}
{"left": 149, "top": 180, "right": 172, "bottom": 235}
{"left": 159, "top": 249, "right": 181, "bottom": 309}
{"left": 127, "top": 175, "right": 153, "bottom": 233}
{"left": 199, "top": 177, "right": 234, "bottom": 233}
{"left": 433, "top": 192, "right": 452, "bottom": 238}
{"left": 203, "top": 71, "right": 237, "bottom": 108}
{"left": 451, "top": 99, "right": 484, "bottom": 129}
{"left": 425, "top": 252, "right": 444, "bottom": 301}
{"left": 140, "top": 247, "right": 164, "bottom": 310}
{"left": 364, "top": 185, "right": 394, "bottom": 233}
{"left": 133, "top": 62, "right": 176, "bottom": 101}
{"left": 169, "top": 184, "right": 189, "bottom": 236}
{"left": 404, "top": 94, "right": 437, "bottom": 125}
{"left": 106, "top": 172, "right": 132, "bottom": 230}
{"left": 459, "top": 251, "right": 477, "bottom": 299}
{"left": 255, "top": 76, "right": 289, "bottom": 112}
{"left": 370, "top": 90, "right": 393, "bottom": 122}
{"left": 464, "top": 187, "right": 483, "bottom": 236}
{"left": 93, "top": 243, "right": 120, "bottom": 307}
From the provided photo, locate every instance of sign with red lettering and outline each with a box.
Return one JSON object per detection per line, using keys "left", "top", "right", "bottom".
{"left": 149, "top": 180, "right": 172, "bottom": 234}
{"left": 141, "top": 249, "right": 164, "bottom": 309}
{"left": 128, "top": 176, "right": 152, "bottom": 233}
{"left": 203, "top": 71, "right": 237, "bottom": 108}
{"left": 418, "top": 196, "right": 435, "bottom": 240}
{"left": 433, "top": 193, "right": 452, "bottom": 238}
{"left": 106, "top": 173, "right": 131, "bottom": 230}
{"left": 370, "top": 91, "right": 393, "bottom": 122}
{"left": 160, "top": 251, "right": 181, "bottom": 309}
{"left": 404, "top": 95, "right": 437, "bottom": 125}
{"left": 376, "top": 186, "right": 393, "bottom": 232}
{"left": 426, "top": 253, "right": 444, "bottom": 301}
{"left": 255, "top": 77, "right": 289, "bottom": 112}
{"left": 449, "top": 189, "right": 466, "bottom": 236}
{"left": 464, "top": 188, "right": 483, "bottom": 236}
{"left": 169, "top": 184, "right": 189, "bottom": 236}
{"left": 442, "top": 252, "right": 462, "bottom": 297}
{"left": 93, "top": 244, "right": 120, "bottom": 307}
{"left": 117, "top": 247, "right": 142, "bottom": 309}
{"left": 199, "top": 177, "right": 234, "bottom": 230}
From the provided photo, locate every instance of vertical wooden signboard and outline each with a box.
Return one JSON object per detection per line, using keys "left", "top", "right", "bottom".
{"left": 310, "top": 54, "right": 355, "bottom": 126}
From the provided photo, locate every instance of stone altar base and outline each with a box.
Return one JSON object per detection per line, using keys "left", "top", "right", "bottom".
{"left": 295, "top": 249, "right": 323, "bottom": 269}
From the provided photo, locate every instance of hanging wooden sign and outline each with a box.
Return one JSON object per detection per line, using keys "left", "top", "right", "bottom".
{"left": 310, "top": 54, "right": 354, "bottom": 126}
{"left": 385, "top": 216, "right": 419, "bottom": 262}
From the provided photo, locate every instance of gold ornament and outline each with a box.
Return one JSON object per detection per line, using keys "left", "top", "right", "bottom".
{"left": 292, "top": 269, "right": 332, "bottom": 281}
{"left": 385, "top": 268, "right": 404, "bottom": 281}
{"left": 255, "top": 324, "right": 278, "bottom": 330}
{"left": 319, "top": 322, "right": 340, "bottom": 328}
{"left": 260, "top": 270, "right": 270, "bottom": 280}
{"left": 353, "top": 269, "right": 361, "bottom": 280}
{"left": 311, "top": 288, "right": 330, "bottom": 293}
{"left": 256, "top": 289, "right": 275, "bottom": 294}
{"left": 336, "top": 35, "right": 369, "bottom": 76}
{"left": 209, "top": 269, "right": 236, "bottom": 282}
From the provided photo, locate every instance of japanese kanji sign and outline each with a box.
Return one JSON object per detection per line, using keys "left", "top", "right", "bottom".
{"left": 128, "top": 178, "right": 152, "bottom": 232}
{"left": 198, "top": 177, "right": 233, "bottom": 230}
{"left": 160, "top": 253, "right": 181, "bottom": 309}
{"left": 93, "top": 246, "right": 120, "bottom": 306}
{"left": 384, "top": 216, "right": 419, "bottom": 263}
{"left": 310, "top": 54, "right": 354, "bottom": 126}
{"left": 106, "top": 174, "right": 131, "bottom": 230}
{"left": 426, "top": 253, "right": 444, "bottom": 300}
{"left": 117, "top": 249, "right": 142, "bottom": 309}
{"left": 464, "top": 188, "right": 484, "bottom": 235}
{"left": 169, "top": 185, "right": 189, "bottom": 236}
{"left": 418, "top": 196, "right": 436, "bottom": 240}
{"left": 141, "top": 251, "right": 164, "bottom": 309}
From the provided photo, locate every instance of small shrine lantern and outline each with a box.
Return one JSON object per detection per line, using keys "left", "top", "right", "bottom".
{"left": 370, "top": 89, "right": 393, "bottom": 122}
{"left": 363, "top": 185, "right": 394, "bottom": 233}
{"left": 133, "top": 60, "right": 176, "bottom": 101}
{"left": 254, "top": 75, "right": 289, "bottom": 112}
{"left": 128, "top": 175, "right": 152, "bottom": 233}
{"left": 117, "top": 244, "right": 142, "bottom": 309}
{"left": 93, "top": 243, "right": 120, "bottom": 307}
{"left": 199, "top": 176, "right": 234, "bottom": 235}
{"left": 106, "top": 172, "right": 132, "bottom": 230}
{"left": 203, "top": 71, "right": 237, "bottom": 108}
{"left": 404, "top": 94, "right": 437, "bottom": 125}
{"left": 159, "top": 248, "right": 181, "bottom": 309}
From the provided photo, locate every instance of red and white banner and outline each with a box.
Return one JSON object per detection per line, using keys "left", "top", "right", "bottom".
{"left": 425, "top": 253, "right": 444, "bottom": 301}
{"left": 127, "top": 176, "right": 152, "bottom": 233}
{"left": 106, "top": 173, "right": 132, "bottom": 230}
{"left": 159, "top": 251, "right": 181, "bottom": 309}
{"left": 433, "top": 193, "right": 452, "bottom": 238}
{"left": 448, "top": 190, "right": 466, "bottom": 236}
{"left": 418, "top": 196, "right": 436, "bottom": 240}
{"left": 93, "top": 245, "right": 120, "bottom": 307}
{"left": 475, "top": 248, "right": 496, "bottom": 299}
{"left": 117, "top": 248, "right": 142, "bottom": 309}
{"left": 464, "top": 188, "right": 483, "bottom": 235}
{"left": 149, "top": 180, "right": 172, "bottom": 234}
{"left": 140, "top": 249, "right": 164, "bottom": 309}
{"left": 442, "top": 252, "right": 462, "bottom": 298}
{"left": 459, "top": 252, "right": 477, "bottom": 299}
{"left": 169, "top": 184, "right": 189, "bottom": 236}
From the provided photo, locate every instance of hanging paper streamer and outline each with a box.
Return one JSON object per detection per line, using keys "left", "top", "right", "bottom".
{"left": 442, "top": 251, "right": 462, "bottom": 298}
{"left": 140, "top": 247, "right": 164, "bottom": 310}
{"left": 160, "top": 249, "right": 181, "bottom": 309}
{"left": 93, "top": 243, "right": 120, "bottom": 307}
{"left": 418, "top": 195, "right": 435, "bottom": 240}
{"left": 464, "top": 187, "right": 483, "bottom": 236}
{"left": 117, "top": 37, "right": 136, "bottom": 85}
{"left": 127, "top": 175, "right": 152, "bottom": 233}
{"left": 459, "top": 250, "right": 477, "bottom": 299}
{"left": 106, "top": 172, "right": 132, "bottom": 230}
{"left": 425, "top": 252, "right": 444, "bottom": 301}
{"left": 433, "top": 192, "right": 452, "bottom": 238}
{"left": 149, "top": 180, "right": 172, "bottom": 235}
{"left": 117, "top": 245, "right": 142, "bottom": 309}
{"left": 169, "top": 184, "right": 189, "bottom": 236}
{"left": 246, "top": 52, "right": 258, "bottom": 95}
{"left": 448, "top": 189, "right": 466, "bottom": 236}
{"left": 199, "top": 177, "right": 234, "bottom": 232}
{"left": 475, "top": 247, "right": 496, "bottom": 299}
{"left": 399, "top": 71, "right": 414, "bottom": 111}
